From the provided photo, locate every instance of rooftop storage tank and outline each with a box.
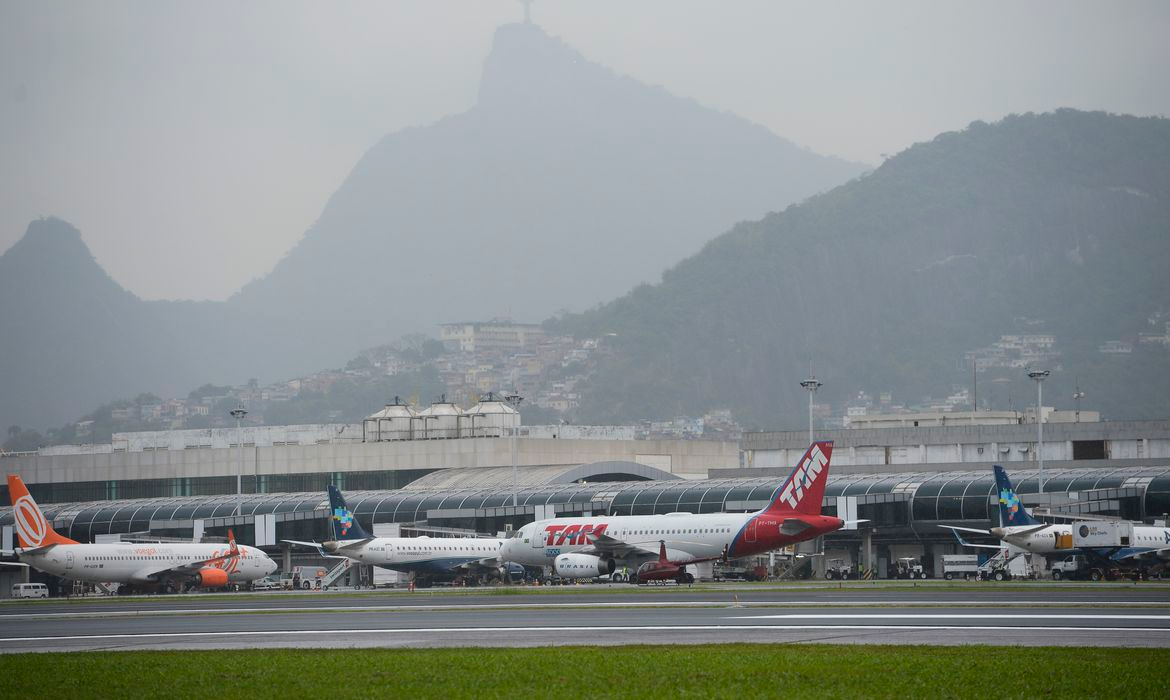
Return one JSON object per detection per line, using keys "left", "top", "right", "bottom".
{"left": 416, "top": 395, "right": 463, "bottom": 439}
{"left": 461, "top": 391, "right": 521, "bottom": 438}
{"left": 363, "top": 397, "right": 417, "bottom": 442}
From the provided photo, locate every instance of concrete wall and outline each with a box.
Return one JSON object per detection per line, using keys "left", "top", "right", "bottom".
{"left": 1, "top": 437, "right": 739, "bottom": 486}
{"left": 741, "top": 419, "right": 1170, "bottom": 472}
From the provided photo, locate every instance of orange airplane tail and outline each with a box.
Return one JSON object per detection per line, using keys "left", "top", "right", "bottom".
{"left": 7, "top": 474, "right": 78, "bottom": 548}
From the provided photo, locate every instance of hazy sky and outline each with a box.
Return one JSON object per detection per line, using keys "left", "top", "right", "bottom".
{"left": 3, "top": 1, "right": 1168, "bottom": 301}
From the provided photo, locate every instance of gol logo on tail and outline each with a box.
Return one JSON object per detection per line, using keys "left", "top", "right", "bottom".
{"left": 13, "top": 495, "right": 49, "bottom": 547}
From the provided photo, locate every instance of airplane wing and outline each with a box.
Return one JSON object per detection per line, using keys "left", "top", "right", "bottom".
{"left": 281, "top": 539, "right": 352, "bottom": 559}
{"left": 938, "top": 525, "right": 993, "bottom": 536}
{"left": 1109, "top": 546, "right": 1170, "bottom": 562}
{"left": 452, "top": 556, "right": 505, "bottom": 574}
{"left": 0, "top": 561, "right": 30, "bottom": 568}
{"left": 581, "top": 532, "right": 660, "bottom": 559}
{"left": 943, "top": 526, "right": 1004, "bottom": 550}
{"left": 582, "top": 533, "right": 720, "bottom": 565}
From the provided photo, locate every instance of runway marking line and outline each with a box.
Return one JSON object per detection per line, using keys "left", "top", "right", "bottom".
{"left": 5, "top": 599, "right": 1168, "bottom": 621}
{"left": 3, "top": 624, "right": 1170, "bottom": 644}
{"left": 729, "top": 613, "right": 1170, "bottom": 620}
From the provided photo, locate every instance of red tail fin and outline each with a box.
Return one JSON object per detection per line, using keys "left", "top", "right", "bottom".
{"left": 6, "top": 474, "right": 78, "bottom": 548}
{"left": 658, "top": 540, "right": 668, "bottom": 564}
{"left": 762, "top": 441, "right": 833, "bottom": 516}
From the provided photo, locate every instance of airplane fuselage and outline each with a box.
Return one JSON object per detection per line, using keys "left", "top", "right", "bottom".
{"left": 502, "top": 511, "right": 842, "bottom": 568}
{"left": 18, "top": 542, "right": 275, "bottom": 584}
{"left": 993, "top": 524, "right": 1170, "bottom": 559}
{"left": 327, "top": 536, "right": 505, "bottom": 575}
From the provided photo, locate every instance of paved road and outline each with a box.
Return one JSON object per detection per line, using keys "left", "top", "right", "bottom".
{"left": 3, "top": 585, "right": 1169, "bottom": 652}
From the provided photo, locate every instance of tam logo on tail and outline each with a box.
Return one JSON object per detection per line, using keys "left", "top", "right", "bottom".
{"left": 777, "top": 443, "right": 829, "bottom": 510}
{"left": 763, "top": 441, "right": 833, "bottom": 516}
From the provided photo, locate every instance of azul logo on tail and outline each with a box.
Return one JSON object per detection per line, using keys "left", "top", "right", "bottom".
{"left": 993, "top": 465, "right": 1040, "bottom": 527}
{"left": 327, "top": 485, "right": 371, "bottom": 540}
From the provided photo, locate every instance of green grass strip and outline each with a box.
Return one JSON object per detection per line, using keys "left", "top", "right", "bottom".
{"left": 1, "top": 644, "right": 1166, "bottom": 698}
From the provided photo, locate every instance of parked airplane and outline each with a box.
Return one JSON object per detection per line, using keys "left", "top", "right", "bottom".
{"left": 283, "top": 485, "right": 517, "bottom": 586}
{"left": 4, "top": 474, "right": 276, "bottom": 591}
{"left": 500, "top": 441, "right": 845, "bottom": 580}
{"left": 633, "top": 540, "right": 693, "bottom": 585}
{"left": 941, "top": 466, "right": 1170, "bottom": 566}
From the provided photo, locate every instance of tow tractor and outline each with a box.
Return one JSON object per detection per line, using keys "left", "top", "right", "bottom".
{"left": 891, "top": 557, "right": 928, "bottom": 580}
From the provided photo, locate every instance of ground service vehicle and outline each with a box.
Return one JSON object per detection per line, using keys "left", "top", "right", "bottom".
{"left": 891, "top": 557, "right": 928, "bottom": 579}
{"left": 11, "top": 583, "right": 49, "bottom": 598}
{"left": 942, "top": 554, "right": 979, "bottom": 580}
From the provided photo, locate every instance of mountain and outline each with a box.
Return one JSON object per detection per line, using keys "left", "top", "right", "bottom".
{"left": 0, "top": 22, "right": 864, "bottom": 430}
{"left": 230, "top": 22, "right": 866, "bottom": 371}
{"left": 553, "top": 110, "right": 1170, "bottom": 427}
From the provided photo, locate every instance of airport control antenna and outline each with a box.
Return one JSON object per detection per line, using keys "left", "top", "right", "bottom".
{"left": 800, "top": 377, "right": 822, "bottom": 446}
{"left": 1027, "top": 370, "right": 1049, "bottom": 493}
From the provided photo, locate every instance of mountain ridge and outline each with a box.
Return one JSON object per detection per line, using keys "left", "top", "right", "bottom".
{"left": 553, "top": 109, "right": 1170, "bottom": 427}
{"left": 0, "top": 22, "right": 865, "bottom": 429}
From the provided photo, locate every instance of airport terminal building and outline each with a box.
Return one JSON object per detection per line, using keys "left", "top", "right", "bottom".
{"left": 4, "top": 411, "right": 1170, "bottom": 584}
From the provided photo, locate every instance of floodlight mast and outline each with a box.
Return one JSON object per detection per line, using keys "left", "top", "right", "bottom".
{"left": 504, "top": 393, "right": 524, "bottom": 507}
{"left": 800, "top": 377, "right": 822, "bottom": 446}
{"left": 1027, "top": 370, "right": 1049, "bottom": 493}
{"left": 230, "top": 407, "right": 248, "bottom": 496}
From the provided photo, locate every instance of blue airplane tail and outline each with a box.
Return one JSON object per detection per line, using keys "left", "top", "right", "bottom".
{"left": 993, "top": 465, "right": 1041, "bottom": 527}
{"left": 328, "top": 485, "right": 372, "bottom": 540}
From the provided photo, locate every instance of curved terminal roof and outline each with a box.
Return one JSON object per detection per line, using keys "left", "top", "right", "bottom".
{"left": 403, "top": 461, "right": 679, "bottom": 490}
{"left": 3, "top": 465, "right": 1168, "bottom": 543}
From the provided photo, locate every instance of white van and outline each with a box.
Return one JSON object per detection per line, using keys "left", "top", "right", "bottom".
{"left": 12, "top": 583, "right": 49, "bottom": 599}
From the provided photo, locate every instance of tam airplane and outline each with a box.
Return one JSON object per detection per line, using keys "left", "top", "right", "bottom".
{"left": 4, "top": 474, "right": 276, "bottom": 590}
{"left": 283, "top": 486, "right": 516, "bottom": 586}
{"left": 501, "top": 441, "right": 845, "bottom": 579}
{"left": 942, "top": 466, "right": 1170, "bottom": 564}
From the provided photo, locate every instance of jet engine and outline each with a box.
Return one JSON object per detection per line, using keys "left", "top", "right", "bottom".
{"left": 197, "top": 567, "right": 230, "bottom": 588}
{"left": 553, "top": 553, "right": 615, "bottom": 579}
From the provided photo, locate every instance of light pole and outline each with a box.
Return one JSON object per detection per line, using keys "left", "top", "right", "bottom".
{"left": 230, "top": 407, "right": 248, "bottom": 496}
{"left": 800, "top": 377, "right": 822, "bottom": 446}
{"left": 504, "top": 393, "right": 524, "bottom": 507}
{"left": 1027, "top": 370, "right": 1049, "bottom": 493}
{"left": 1072, "top": 384, "right": 1085, "bottom": 423}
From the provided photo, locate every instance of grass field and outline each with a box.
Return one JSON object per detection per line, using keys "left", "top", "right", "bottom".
{"left": 2, "top": 644, "right": 1167, "bottom": 698}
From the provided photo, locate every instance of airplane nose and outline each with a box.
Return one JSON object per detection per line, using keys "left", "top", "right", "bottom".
{"left": 266, "top": 559, "right": 277, "bottom": 574}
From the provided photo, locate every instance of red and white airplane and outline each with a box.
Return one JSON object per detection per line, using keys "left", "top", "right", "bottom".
{"left": 500, "top": 442, "right": 843, "bottom": 580}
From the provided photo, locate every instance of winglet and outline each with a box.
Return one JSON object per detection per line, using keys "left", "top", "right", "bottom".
{"left": 227, "top": 528, "right": 240, "bottom": 557}
{"left": 762, "top": 442, "right": 833, "bottom": 516}
{"left": 6, "top": 474, "right": 78, "bottom": 548}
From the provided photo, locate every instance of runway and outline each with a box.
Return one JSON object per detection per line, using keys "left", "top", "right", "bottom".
{"left": 3, "top": 584, "right": 1169, "bottom": 653}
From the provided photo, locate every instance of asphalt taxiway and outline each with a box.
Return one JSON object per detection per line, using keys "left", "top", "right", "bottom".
{"left": 3, "top": 584, "right": 1169, "bottom": 653}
